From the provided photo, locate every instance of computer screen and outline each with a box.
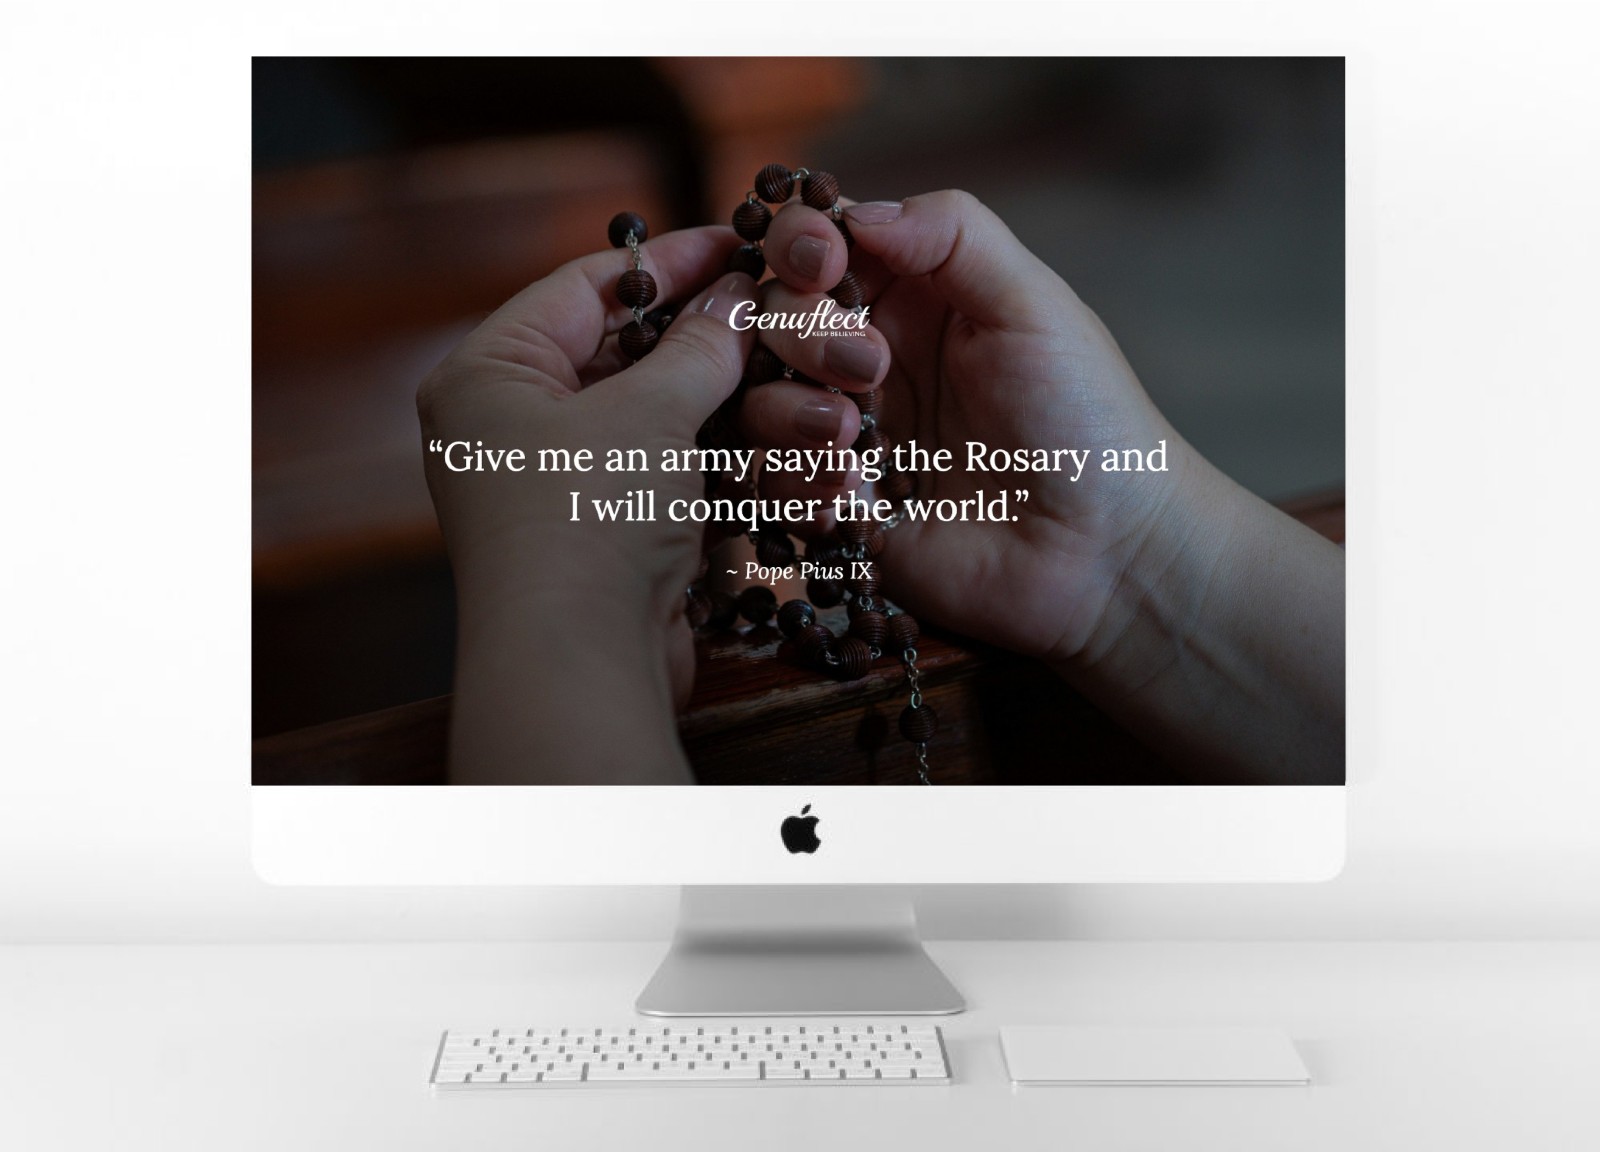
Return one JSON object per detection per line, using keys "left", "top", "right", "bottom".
{"left": 252, "top": 57, "right": 1345, "bottom": 998}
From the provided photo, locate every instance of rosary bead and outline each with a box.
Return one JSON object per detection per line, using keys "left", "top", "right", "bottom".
{"left": 736, "top": 585, "right": 778, "bottom": 625}
{"left": 733, "top": 199, "right": 773, "bottom": 242}
{"left": 830, "top": 637, "right": 874, "bottom": 681}
{"left": 837, "top": 517, "right": 879, "bottom": 546}
{"left": 805, "top": 536, "right": 846, "bottom": 570}
{"left": 728, "top": 243, "right": 767, "bottom": 280}
{"left": 830, "top": 268, "right": 866, "bottom": 309}
{"left": 705, "top": 591, "right": 740, "bottom": 631}
{"left": 743, "top": 343, "right": 787, "bottom": 386}
{"left": 794, "top": 623, "right": 834, "bottom": 668}
{"left": 806, "top": 576, "right": 844, "bottom": 608}
{"left": 849, "top": 609, "right": 887, "bottom": 648}
{"left": 854, "top": 425, "right": 888, "bottom": 459}
{"left": 801, "top": 169, "right": 841, "bottom": 211}
{"left": 847, "top": 575, "right": 878, "bottom": 601}
{"left": 854, "top": 388, "right": 882, "bottom": 416}
{"left": 834, "top": 216, "right": 854, "bottom": 249}
{"left": 755, "top": 531, "right": 796, "bottom": 568}
{"left": 616, "top": 268, "right": 658, "bottom": 309}
{"left": 608, "top": 211, "right": 648, "bottom": 248}
{"left": 899, "top": 703, "right": 939, "bottom": 744}
{"left": 696, "top": 408, "right": 736, "bottom": 452}
{"left": 754, "top": 163, "right": 794, "bottom": 204}
{"left": 887, "top": 612, "right": 920, "bottom": 651}
{"left": 880, "top": 469, "right": 912, "bottom": 502}
{"left": 686, "top": 589, "right": 712, "bottom": 629}
{"left": 777, "top": 599, "right": 816, "bottom": 639}
{"left": 619, "top": 319, "right": 660, "bottom": 360}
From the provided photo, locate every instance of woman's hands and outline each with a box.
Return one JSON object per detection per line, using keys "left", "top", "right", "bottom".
{"left": 419, "top": 226, "right": 758, "bottom": 783}
{"left": 420, "top": 186, "right": 1343, "bottom": 785}
{"left": 740, "top": 191, "right": 1344, "bottom": 782}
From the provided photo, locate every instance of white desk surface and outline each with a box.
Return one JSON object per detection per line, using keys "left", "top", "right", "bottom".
{"left": 4, "top": 941, "right": 1596, "bottom": 1150}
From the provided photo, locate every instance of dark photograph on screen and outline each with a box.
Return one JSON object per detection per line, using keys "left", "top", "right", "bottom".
{"left": 252, "top": 57, "right": 1344, "bottom": 787}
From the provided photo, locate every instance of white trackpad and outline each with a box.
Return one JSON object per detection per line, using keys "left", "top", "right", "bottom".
{"left": 1000, "top": 1026, "right": 1310, "bottom": 1085}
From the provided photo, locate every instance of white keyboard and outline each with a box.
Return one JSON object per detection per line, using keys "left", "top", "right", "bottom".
{"left": 430, "top": 1021, "right": 951, "bottom": 1087}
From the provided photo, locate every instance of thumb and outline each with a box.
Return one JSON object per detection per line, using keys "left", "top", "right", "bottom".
{"left": 614, "top": 272, "right": 759, "bottom": 427}
{"left": 842, "top": 190, "right": 1063, "bottom": 329}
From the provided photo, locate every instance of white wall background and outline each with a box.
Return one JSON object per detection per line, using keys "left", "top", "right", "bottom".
{"left": 2, "top": 3, "right": 1597, "bottom": 943}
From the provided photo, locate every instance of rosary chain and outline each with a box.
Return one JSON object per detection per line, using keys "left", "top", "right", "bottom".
{"left": 625, "top": 230, "right": 645, "bottom": 327}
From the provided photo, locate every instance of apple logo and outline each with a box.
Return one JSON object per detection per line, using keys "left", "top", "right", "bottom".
{"left": 780, "top": 804, "right": 821, "bottom": 854}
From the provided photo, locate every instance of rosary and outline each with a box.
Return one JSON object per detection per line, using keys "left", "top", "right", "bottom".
{"left": 604, "top": 165, "right": 938, "bottom": 785}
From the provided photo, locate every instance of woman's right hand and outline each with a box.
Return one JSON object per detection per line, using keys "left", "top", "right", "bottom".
{"left": 739, "top": 189, "right": 1345, "bottom": 782}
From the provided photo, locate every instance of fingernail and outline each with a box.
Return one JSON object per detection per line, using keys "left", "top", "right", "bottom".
{"left": 697, "top": 273, "right": 758, "bottom": 323}
{"left": 789, "top": 235, "right": 830, "bottom": 280}
{"left": 823, "top": 337, "right": 882, "bottom": 385}
{"left": 843, "top": 200, "right": 903, "bottom": 225}
{"left": 794, "top": 398, "right": 846, "bottom": 446}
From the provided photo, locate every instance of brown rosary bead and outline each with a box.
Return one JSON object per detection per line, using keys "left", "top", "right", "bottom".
{"left": 743, "top": 343, "right": 786, "bottom": 386}
{"left": 899, "top": 703, "right": 939, "bottom": 744}
{"left": 685, "top": 589, "right": 712, "bottom": 630}
{"left": 829, "top": 637, "right": 874, "bottom": 681}
{"left": 854, "top": 388, "right": 882, "bottom": 416}
{"left": 755, "top": 531, "right": 796, "bottom": 568}
{"left": 776, "top": 599, "right": 816, "bottom": 639}
{"left": 849, "top": 610, "right": 887, "bottom": 648}
{"left": 805, "top": 536, "right": 846, "bottom": 569}
{"left": 801, "top": 169, "right": 841, "bottom": 212}
{"left": 736, "top": 585, "right": 778, "bottom": 625}
{"left": 847, "top": 575, "right": 878, "bottom": 601}
{"left": 753, "top": 533, "right": 793, "bottom": 568}
{"left": 696, "top": 407, "right": 741, "bottom": 452}
{"left": 754, "top": 163, "right": 794, "bottom": 204}
{"left": 830, "top": 268, "right": 867, "bottom": 309}
{"left": 854, "top": 425, "right": 888, "bottom": 459}
{"left": 837, "top": 516, "right": 879, "bottom": 547}
{"left": 859, "top": 526, "right": 887, "bottom": 559}
{"left": 619, "top": 319, "right": 660, "bottom": 360}
{"left": 707, "top": 595, "right": 742, "bottom": 630}
{"left": 728, "top": 244, "right": 767, "bottom": 280}
{"left": 616, "top": 269, "right": 658, "bottom": 309}
{"left": 887, "top": 612, "right": 920, "bottom": 651}
{"left": 793, "top": 623, "right": 834, "bottom": 668}
{"left": 733, "top": 199, "right": 773, "bottom": 242}
{"left": 880, "top": 469, "right": 912, "bottom": 502}
{"left": 705, "top": 591, "right": 739, "bottom": 631}
{"left": 806, "top": 576, "right": 844, "bottom": 608}
{"left": 608, "top": 211, "right": 648, "bottom": 248}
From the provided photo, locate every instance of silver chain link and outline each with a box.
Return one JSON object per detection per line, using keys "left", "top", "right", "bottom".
{"left": 902, "top": 645, "right": 931, "bottom": 785}
{"left": 625, "top": 230, "right": 645, "bottom": 327}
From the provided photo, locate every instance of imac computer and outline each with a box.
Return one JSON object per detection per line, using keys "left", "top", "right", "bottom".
{"left": 251, "top": 55, "right": 1346, "bottom": 1019}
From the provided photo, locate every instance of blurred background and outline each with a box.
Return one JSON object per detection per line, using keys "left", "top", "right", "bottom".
{"left": 253, "top": 56, "right": 1343, "bottom": 747}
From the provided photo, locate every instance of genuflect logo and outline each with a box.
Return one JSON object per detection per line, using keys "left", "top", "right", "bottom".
{"left": 729, "top": 298, "right": 869, "bottom": 340}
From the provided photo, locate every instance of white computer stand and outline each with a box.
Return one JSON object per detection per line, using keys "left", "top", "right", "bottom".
{"left": 636, "top": 886, "right": 965, "bottom": 1016}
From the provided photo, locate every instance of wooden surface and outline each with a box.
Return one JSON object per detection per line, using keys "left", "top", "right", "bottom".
{"left": 253, "top": 493, "right": 1343, "bottom": 786}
